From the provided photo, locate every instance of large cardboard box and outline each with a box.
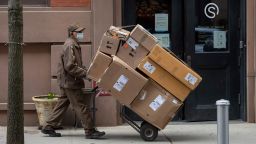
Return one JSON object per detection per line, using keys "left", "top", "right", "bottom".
{"left": 137, "top": 57, "right": 191, "bottom": 101}
{"left": 98, "top": 56, "right": 148, "bottom": 106}
{"left": 149, "top": 45, "right": 202, "bottom": 90}
{"left": 130, "top": 24, "right": 158, "bottom": 51}
{"left": 98, "top": 33, "right": 120, "bottom": 55}
{"left": 131, "top": 80, "right": 183, "bottom": 129}
{"left": 87, "top": 51, "right": 112, "bottom": 81}
{"left": 117, "top": 37, "right": 150, "bottom": 68}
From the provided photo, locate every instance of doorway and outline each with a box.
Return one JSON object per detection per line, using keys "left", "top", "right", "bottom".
{"left": 122, "top": 0, "right": 243, "bottom": 121}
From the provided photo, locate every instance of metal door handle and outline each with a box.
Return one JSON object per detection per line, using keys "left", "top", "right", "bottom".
{"left": 186, "top": 55, "right": 192, "bottom": 66}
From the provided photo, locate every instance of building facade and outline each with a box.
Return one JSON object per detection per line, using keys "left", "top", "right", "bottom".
{"left": 0, "top": 0, "right": 256, "bottom": 126}
{"left": 0, "top": 0, "right": 123, "bottom": 126}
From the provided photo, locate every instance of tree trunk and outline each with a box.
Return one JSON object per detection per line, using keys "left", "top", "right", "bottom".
{"left": 7, "top": 0, "right": 24, "bottom": 144}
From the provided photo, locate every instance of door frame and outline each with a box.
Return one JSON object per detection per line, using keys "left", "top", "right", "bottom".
{"left": 240, "top": 0, "right": 247, "bottom": 121}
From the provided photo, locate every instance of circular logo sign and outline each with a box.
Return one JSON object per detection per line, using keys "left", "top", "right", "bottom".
{"left": 204, "top": 3, "right": 219, "bottom": 19}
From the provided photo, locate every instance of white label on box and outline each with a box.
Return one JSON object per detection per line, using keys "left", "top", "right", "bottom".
{"left": 127, "top": 37, "right": 139, "bottom": 50}
{"left": 143, "top": 61, "right": 156, "bottom": 74}
{"left": 184, "top": 73, "right": 198, "bottom": 85}
{"left": 149, "top": 95, "right": 166, "bottom": 111}
{"left": 113, "top": 75, "right": 129, "bottom": 92}
{"left": 155, "top": 95, "right": 166, "bottom": 105}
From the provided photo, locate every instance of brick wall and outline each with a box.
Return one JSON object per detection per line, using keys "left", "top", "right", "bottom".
{"left": 50, "top": 0, "right": 91, "bottom": 7}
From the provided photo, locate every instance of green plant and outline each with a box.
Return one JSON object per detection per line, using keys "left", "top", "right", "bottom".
{"left": 47, "top": 92, "right": 56, "bottom": 99}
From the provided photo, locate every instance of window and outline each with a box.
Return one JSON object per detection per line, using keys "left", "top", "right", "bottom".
{"left": 136, "top": 0, "right": 171, "bottom": 49}
{"left": 194, "top": 0, "right": 228, "bottom": 53}
{"left": 0, "top": 0, "right": 49, "bottom": 6}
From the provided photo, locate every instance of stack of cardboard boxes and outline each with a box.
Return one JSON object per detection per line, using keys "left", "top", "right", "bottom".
{"left": 87, "top": 25, "right": 202, "bottom": 129}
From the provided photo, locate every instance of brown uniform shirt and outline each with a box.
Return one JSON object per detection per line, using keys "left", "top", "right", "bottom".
{"left": 57, "top": 37, "right": 87, "bottom": 89}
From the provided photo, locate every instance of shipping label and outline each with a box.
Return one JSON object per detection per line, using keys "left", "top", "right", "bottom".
{"left": 143, "top": 61, "right": 156, "bottom": 74}
{"left": 149, "top": 95, "right": 166, "bottom": 111}
{"left": 184, "top": 73, "right": 198, "bottom": 85}
{"left": 127, "top": 37, "right": 139, "bottom": 50}
{"left": 113, "top": 75, "right": 129, "bottom": 92}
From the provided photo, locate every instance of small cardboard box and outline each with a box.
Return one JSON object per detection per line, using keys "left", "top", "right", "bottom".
{"left": 117, "top": 37, "right": 150, "bottom": 68}
{"left": 98, "top": 56, "right": 148, "bottom": 106}
{"left": 131, "top": 80, "right": 183, "bottom": 129}
{"left": 108, "top": 26, "right": 130, "bottom": 41}
{"left": 148, "top": 45, "right": 202, "bottom": 90}
{"left": 137, "top": 57, "right": 191, "bottom": 101}
{"left": 98, "top": 33, "right": 120, "bottom": 55}
{"left": 87, "top": 51, "right": 112, "bottom": 82}
{"left": 130, "top": 24, "right": 158, "bottom": 51}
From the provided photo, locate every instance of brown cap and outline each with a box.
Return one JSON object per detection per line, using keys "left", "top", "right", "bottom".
{"left": 68, "top": 24, "right": 85, "bottom": 32}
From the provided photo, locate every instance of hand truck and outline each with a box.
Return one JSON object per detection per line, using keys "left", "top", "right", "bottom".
{"left": 84, "top": 87, "right": 159, "bottom": 141}
{"left": 121, "top": 106, "right": 159, "bottom": 141}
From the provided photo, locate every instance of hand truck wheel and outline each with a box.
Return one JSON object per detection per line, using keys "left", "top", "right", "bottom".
{"left": 140, "top": 121, "right": 158, "bottom": 141}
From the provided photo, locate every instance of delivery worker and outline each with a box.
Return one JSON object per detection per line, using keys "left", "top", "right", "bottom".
{"left": 41, "top": 24, "right": 105, "bottom": 139}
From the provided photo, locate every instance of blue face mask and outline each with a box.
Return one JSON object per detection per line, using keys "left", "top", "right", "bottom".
{"left": 76, "top": 32, "right": 84, "bottom": 41}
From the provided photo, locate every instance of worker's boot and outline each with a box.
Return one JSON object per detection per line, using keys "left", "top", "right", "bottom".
{"left": 85, "top": 128, "right": 105, "bottom": 139}
{"left": 41, "top": 125, "right": 62, "bottom": 137}
{"left": 38, "top": 125, "right": 63, "bottom": 130}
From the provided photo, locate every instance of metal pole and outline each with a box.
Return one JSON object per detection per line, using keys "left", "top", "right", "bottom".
{"left": 216, "top": 99, "right": 230, "bottom": 144}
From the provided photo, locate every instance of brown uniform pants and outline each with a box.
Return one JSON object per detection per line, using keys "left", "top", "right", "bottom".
{"left": 44, "top": 88, "right": 93, "bottom": 130}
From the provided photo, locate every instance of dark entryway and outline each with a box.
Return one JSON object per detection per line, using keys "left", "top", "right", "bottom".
{"left": 122, "top": 0, "right": 243, "bottom": 121}
{"left": 183, "top": 0, "right": 241, "bottom": 121}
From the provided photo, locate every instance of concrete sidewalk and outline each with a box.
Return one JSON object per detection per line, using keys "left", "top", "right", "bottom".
{"left": 0, "top": 121, "right": 256, "bottom": 144}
